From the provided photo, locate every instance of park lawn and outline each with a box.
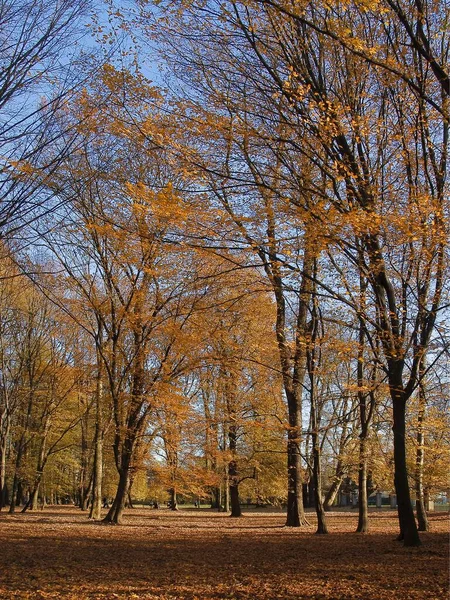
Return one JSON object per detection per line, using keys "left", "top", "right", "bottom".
{"left": 0, "top": 507, "right": 448, "bottom": 599}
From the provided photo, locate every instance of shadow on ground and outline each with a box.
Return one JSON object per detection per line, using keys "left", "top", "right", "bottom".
{"left": 0, "top": 507, "right": 447, "bottom": 599}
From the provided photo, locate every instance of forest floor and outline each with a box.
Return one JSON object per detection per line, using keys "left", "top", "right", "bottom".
{"left": 0, "top": 507, "right": 448, "bottom": 600}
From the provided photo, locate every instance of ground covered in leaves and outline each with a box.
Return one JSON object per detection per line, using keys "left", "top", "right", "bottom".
{"left": 0, "top": 506, "right": 448, "bottom": 599}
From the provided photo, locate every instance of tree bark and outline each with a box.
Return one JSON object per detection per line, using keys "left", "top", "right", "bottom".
{"left": 259, "top": 208, "right": 312, "bottom": 527}
{"left": 103, "top": 431, "right": 135, "bottom": 524}
{"left": 415, "top": 366, "right": 429, "bottom": 531}
{"left": 311, "top": 428, "right": 328, "bottom": 534}
{"left": 79, "top": 406, "right": 90, "bottom": 510}
{"left": 103, "top": 464, "right": 130, "bottom": 525}
{"left": 308, "top": 342, "right": 328, "bottom": 532}
{"left": 227, "top": 391, "right": 242, "bottom": 518}
{"left": 392, "top": 388, "right": 421, "bottom": 546}
{"left": 9, "top": 446, "right": 23, "bottom": 513}
{"left": 223, "top": 466, "right": 230, "bottom": 512}
{"left": 9, "top": 387, "right": 34, "bottom": 514}
{"left": 24, "top": 416, "right": 51, "bottom": 513}
{"left": 169, "top": 487, "right": 178, "bottom": 510}
{"left": 323, "top": 468, "right": 344, "bottom": 511}
{"left": 356, "top": 269, "right": 370, "bottom": 533}
{"left": 228, "top": 444, "right": 242, "bottom": 518}
{"left": 90, "top": 344, "right": 104, "bottom": 519}
{"left": 103, "top": 319, "right": 147, "bottom": 525}
{"left": 306, "top": 260, "right": 328, "bottom": 535}
{"left": 367, "top": 235, "right": 422, "bottom": 546}
{"left": 89, "top": 423, "right": 103, "bottom": 520}
{"left": 0, "top": 411, "right": 10, "bottom": 510}
{"left": 229, "top": 478, "right": 241, "bottom": 517}
{"left": 210, "top": 487, "right": 220, "bottom": 509}
{"left": 286, "top": 392, "right": 306, "bottom": 526}
{"left": 356, "top": 436, "right": 369, "bottom": 533}
{"left": 30, "top": 481, "right": 40, "bottom": 511}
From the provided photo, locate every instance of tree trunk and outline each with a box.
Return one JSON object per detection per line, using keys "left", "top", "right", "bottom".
{"left": 25, "top": 419, "right": 50, "bottom": 513}
{"left": 356, "top": 269, "right": 371, "bottom": 533}
{"left": 30, "top": 481, "right": 40, "bottom": 511}
{"left": 0, "top": 482, "right": 9, "bottom": 509}
{"left": 81, "top": 474, "right": 93, "bottom": 512}
{"left": 20, "top": 489, "right": 32, "bottom": 513}
{"left": 308, "top": 262, "right": 327, "bottom": 534}
{"left": 79, "top": 407, "right": 89, "bottom": 510}
{"left": 217, "top": 482, "right": 223, "bottom": 512}
{"left": 170, "top": 487, "right": 178, "bottom": 510}
{"left": 286, "top": 439, "right": 304, "bottom": 525}
{"left": 310, "top": 384, "right": 328, "bottom": 534}
{"left": 356, "top": 436, "right": 369, "bottom": 533}
{"left": 323, "top": 468, "right": 344, "bottom": 511}
{"left": 103, "top": 466, "right": 130, "bottom": 525}
{"left": 286, "top": 391, "right": 308, "bottom": 526}
{"left": 15, "top": 480, "right": 23, "bottom": 509}
{"left": 229, "top": 456, "right": 241, "bottom": 517}
{"left": 392, "top": 392, "right": 421, "bottom": 546}
{"left": 415, "top": 370, "right": 429, "bottom": 531}
{"left": 9, "top": 388, "right": 34, "bottom": 514}
{"left": 0, "top": 452, "right": 7, "bottom": 510}
{"left": 9, "top": 446, "right": 23, "bottom": 513}
{"left": 223, "top": 467, "right": 230, "bottom": 512}
{"left": 203, "top": 387, "right": 221, "bottom": 509}
{"left": 103, "top": 326, "right": 145, "bottom": 525}
{"left": 103, "top": 434, "right": 135, "bottom": 525}
{"left": 227, "top": 408, "right": 241, "bottom": 518}
{"left": 89, "top": 430, "right": 103, "bottom": 520}
{"left": 89, "top": 363, "right": 104, "bottom": 520}
{"left": 229, "top": 481, "right": 241, "bottom": 517}
{"left": 366, "top": 233, "right": 423, "bottom": 545}
{"left": 312, "top": 431, "right": 328, "bottom": 534}
{"left": 0, "top": 415, "right": 10, "bottom": 510}
{"left": 210, "top": 486, "right": 220, "bottom": 509}
{"left": 265, "top": 235, "right": 312, "bottom": 528}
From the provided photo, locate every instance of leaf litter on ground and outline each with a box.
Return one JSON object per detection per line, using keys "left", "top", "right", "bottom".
{"left": 0, "top": 507, "right": 448, "bottom": 599}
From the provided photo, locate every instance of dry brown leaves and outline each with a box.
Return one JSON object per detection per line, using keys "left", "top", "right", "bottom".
{"left": 0, "top": 507, "right": 448, "bottom": 599}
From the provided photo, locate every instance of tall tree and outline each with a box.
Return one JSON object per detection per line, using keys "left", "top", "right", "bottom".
{"left": 202, "top": 0, "right": 447, "bottom": 546}
{"left": 0, "top": 0, "right": 92, "bottom": 238}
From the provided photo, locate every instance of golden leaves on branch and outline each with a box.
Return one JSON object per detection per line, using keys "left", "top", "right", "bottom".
{"left": 125, "top": 181, "right": 188, "bottom": 227}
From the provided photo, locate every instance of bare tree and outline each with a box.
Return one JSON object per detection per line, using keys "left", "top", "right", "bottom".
{"left": 0, "top": 0, "right": 91, "bottom": 238}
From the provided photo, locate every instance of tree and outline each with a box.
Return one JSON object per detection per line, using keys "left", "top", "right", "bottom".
{"left": 141, "top": 0, "right": 448, "bottom": 545}
{"left": 34, "top": 66, "right": 219, "bottom": 523}
{"left": 0, "top": 249, "right": 25, "bottom": 508}
{"left": 209, "top": 0, "right": 446, "bottom": 545}
{"left": 0, "top": 0, "right": 91, "bottom": 238}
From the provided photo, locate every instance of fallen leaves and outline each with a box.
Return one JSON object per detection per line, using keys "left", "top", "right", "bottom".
{"left": 0, "top": 507, "right": 448, "bottom": 599}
